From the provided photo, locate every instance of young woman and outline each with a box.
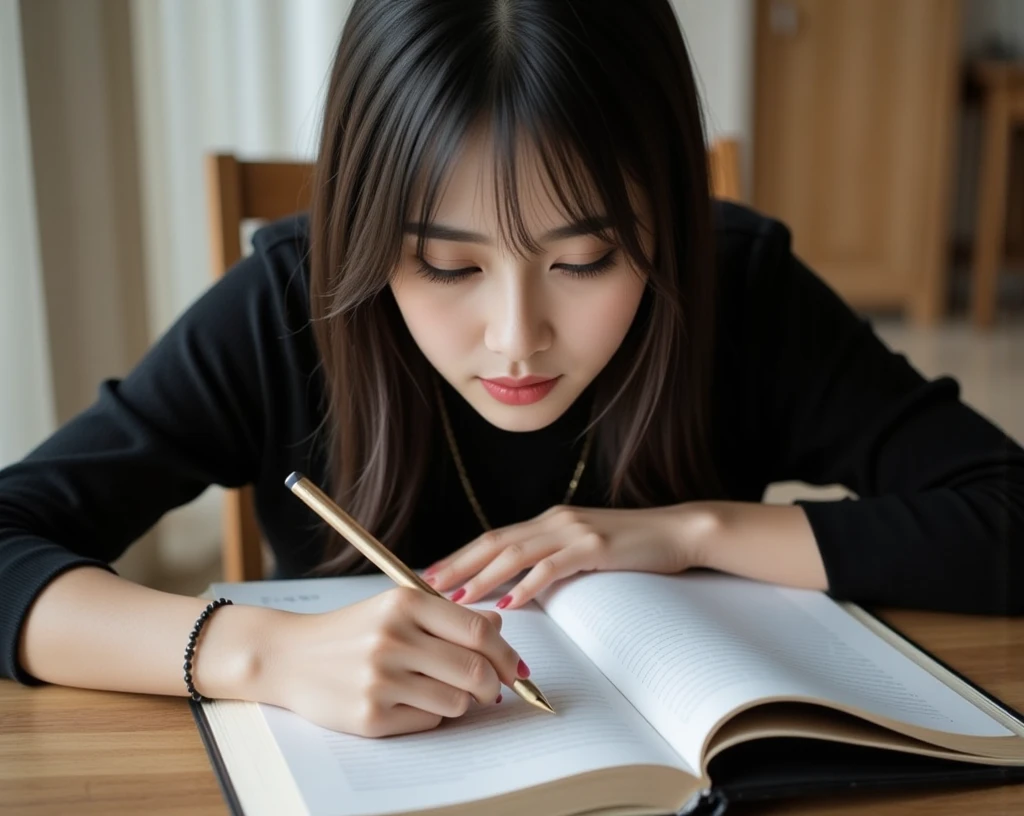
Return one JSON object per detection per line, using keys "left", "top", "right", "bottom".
{"left": 2, "top": 0, "right": 1022, "bottom": 739}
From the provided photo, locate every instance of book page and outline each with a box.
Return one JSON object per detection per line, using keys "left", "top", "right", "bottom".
{"left": 536, "top": 571, "right": 1014, "bottom": 771}
{"left": 211, "top": 576, "right": 692, "bottom": 816}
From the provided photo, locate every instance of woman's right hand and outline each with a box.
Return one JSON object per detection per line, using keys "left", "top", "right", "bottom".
{"left": 257, "top": 587, "right": 526, "bottom": 737}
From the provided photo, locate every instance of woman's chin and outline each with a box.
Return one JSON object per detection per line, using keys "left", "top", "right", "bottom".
{"left": 464, "top": 383, "right": 577, "bottom": 432}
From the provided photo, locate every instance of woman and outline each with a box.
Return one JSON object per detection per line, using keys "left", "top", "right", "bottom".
{"left": 2, "top": 0, "right": 1022, "bottom": 739}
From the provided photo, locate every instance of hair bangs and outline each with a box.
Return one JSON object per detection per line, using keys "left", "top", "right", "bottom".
{"left": 404, "top": 84, "right": 652, "bottom": 277}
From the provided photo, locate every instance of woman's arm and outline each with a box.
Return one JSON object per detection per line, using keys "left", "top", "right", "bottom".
{"left": 0, "top": 235, "right": 305, "bottom": 684}
{"left": 731, "top": 210, "right": 1024, "bottom": 614}
{"left": 17, "top": 566, "right": 278, "bottom": 698}
{"left": 688, "top": 501, "right": 827, "bottom": 591}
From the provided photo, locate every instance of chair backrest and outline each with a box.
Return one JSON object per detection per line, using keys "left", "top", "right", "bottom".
{"left": 205, "top": 155, "right": 315, "bottom": 582}
{"left": 708, "top": 138, "right": 743, "bottom": 201}
{"left": 205, "top": 140, "right": 742, "bottom": 582}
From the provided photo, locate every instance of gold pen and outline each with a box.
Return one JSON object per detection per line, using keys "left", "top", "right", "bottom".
{"left": 284, "top": 471, "right": 555, "bottom": 714}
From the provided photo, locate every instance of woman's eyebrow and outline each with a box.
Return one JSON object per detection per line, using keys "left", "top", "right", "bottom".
{"left": 402, "top": 214, "right": 612, "bottom": 245}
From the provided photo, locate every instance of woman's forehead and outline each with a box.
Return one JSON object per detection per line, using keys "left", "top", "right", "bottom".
{"left": 413, "top": 128, "right": 605, "bottom": 237}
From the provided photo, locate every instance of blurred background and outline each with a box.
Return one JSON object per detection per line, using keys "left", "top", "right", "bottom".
{"left": 1, "top": 0, "right": 1022, "bottom": 594}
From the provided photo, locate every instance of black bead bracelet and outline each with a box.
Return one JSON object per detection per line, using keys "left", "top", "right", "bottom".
{"left": 184, "top": 598, "right": 233, "bottom": 702}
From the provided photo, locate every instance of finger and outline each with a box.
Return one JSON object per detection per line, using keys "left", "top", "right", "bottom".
{"left": 412, "top": 594, "right": 522, "bottom": 687}
{"left": 426, "top": 527, "right": 524, "bottom": 593}
{"left": 388, "top": 671, "right": 496, "bottom": 718}
{"left": 423, "top": 510, "right": 559, "bottom": 580}
{"left": 454, "top": 533, "right": 562, "bottom": 605}
{"left": 423, "top": 529, "right": 508, "bottom": 581}
{"left": 427, "top": 507, "right": 569, "bottom": 592}
{"left": 423, "top": 541, "right": 476, "bottom": 578}
{"left": 503, "top": 543, "right": 601, "bottom": 609}
{"left": 477, "top": 609, "right": 503, "bottom": 632}
{"left": 364, "top": 704, "right": 443, "bottom": 738}
{"left": 398, "top": 630, "right": 501, "bottom": 706}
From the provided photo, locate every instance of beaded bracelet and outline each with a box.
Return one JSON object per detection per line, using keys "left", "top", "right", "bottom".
{"left": 184, "top": 598, "right": 234, "bottom": 702}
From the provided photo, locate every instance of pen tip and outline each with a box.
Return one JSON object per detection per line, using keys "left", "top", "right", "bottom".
{"left": 515, "top": 679, "right": 556, "bottom": 714}
{"left": 285, "top": 472, "right": 303, "bottom": 490}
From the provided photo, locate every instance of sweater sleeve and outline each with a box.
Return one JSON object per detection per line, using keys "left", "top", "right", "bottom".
{"left": 0, "top": 254, "right": 285, "bottom": 684}
{"left": 742, "top": 219, "right": 1024, "bottom": 615}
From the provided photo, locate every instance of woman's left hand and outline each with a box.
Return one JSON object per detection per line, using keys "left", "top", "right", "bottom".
{"left": 423, "top": 503, "right": 715, "bottom": 609}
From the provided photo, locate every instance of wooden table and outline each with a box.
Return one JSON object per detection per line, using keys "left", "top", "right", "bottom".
{"left": 2, "top": 609, "right": 1024, "bottom": 815}
{"left": 969, "top": 60, "right": 1024, "bottom": 329}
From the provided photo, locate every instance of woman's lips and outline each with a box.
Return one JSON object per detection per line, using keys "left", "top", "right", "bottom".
{"left": 479, "top": 376, "right": 561, "bottom": 405}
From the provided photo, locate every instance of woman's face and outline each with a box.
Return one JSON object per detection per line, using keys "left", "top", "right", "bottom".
{"left": 389, "top": 130, "right": 651, "bottom": 432}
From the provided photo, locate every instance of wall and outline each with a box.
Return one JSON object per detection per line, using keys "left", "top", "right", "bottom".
{"left": 961, "top": 0, "right": 1024, "bottom": 56}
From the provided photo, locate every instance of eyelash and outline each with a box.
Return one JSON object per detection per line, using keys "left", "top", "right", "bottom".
{"left": 414, "top": 249, "right": 619, "bottom": 285}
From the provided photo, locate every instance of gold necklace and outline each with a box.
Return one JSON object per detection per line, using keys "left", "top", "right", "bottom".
{"left": 434, "top": 379, "right": 594, "bottom": 532}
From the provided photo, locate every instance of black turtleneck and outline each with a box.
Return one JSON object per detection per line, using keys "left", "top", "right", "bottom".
{"left": 436, "top": 376, "right": 596, "bottom": 529}
{"left": 1, "top": 203, "right": 1022, "bottom": 685}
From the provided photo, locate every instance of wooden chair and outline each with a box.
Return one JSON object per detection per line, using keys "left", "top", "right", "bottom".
{"left": 205, "top": 154, "right": 315, "bottom": 581}
{"left": 708, "top": 138, "right": 743, "bottom": 202}
{"left": 206, "top": 140, "right": 742, "bottom": 582}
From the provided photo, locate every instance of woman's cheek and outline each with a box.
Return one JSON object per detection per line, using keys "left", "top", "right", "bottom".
{"left": 402, "top": 288, "right": 478, "bottom": 360}
{"left": 576, "top": 278, "right": 644, "bottom": 349}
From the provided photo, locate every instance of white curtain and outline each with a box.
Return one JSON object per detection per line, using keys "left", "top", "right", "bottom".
{"left": 0, "top": 0, "right": 56, "bottom": 467}
{"left": 130, "top": 0, "right": 352, "bottom": 335}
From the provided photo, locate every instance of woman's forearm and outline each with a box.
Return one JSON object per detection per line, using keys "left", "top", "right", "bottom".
{"left": 17, "top": 566, "right": 282, "bottom": 699}
{"left": 688, "top": 501, "right": 828, "bottom": 591}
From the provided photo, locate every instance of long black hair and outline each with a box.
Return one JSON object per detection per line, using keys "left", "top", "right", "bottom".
{"left": 307, "top": 0, "right": 720, "bottom": 573}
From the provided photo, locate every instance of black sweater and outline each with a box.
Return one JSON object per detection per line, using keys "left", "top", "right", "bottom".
{"left": 2, "top": 202, "right": 1023, "bottom": 685}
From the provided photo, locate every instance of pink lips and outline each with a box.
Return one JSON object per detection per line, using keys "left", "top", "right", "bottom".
{"left": 479, "top": 375, "right": 560, "bottom": 405}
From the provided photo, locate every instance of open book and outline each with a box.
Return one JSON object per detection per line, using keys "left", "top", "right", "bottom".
{"left": 192, "top": 571, "right": 1024, "bottom": 816}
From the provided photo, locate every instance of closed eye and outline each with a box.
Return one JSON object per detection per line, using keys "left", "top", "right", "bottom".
{"left": 415, "top": 249, "right": 619, "bottom": 285}
{"left": 556, "top": 249, "right": 618, "bottom": 278}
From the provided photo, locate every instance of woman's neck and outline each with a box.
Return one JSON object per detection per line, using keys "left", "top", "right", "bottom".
{"left": 437, "top": 376, "right": 595, "bottom": 528}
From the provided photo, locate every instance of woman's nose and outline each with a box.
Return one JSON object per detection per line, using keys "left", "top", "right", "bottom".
{"left": 483, "top": 276, "right": 553, "bottom": 363}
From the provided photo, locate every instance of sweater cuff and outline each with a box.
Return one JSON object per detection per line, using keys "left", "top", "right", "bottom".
{"left": 795, "top": 496, "right": 894, "bottom": 606}
{"left": 1, "top": 537, "right": 117, "bottom": 684}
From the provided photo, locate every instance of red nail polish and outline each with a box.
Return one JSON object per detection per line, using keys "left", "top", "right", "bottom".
{"left": 517, "top": 659, "right": 530, "bottom": 678}
{"left": 495, "top": 694, "right": 503, "bottom": 704}
{"left": 450, "top": 587, "right": 466, "bottom": 603}
{"left": 495, "top": 595, "right": 512, "bottom": 609}
{"left": 424, "top": 564, "right": 439, "bottom": 576}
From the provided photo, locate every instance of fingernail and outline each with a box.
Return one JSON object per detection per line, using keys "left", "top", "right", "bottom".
{"left": 449, "top": 587, "right": 466, "bottom": 603}
{"left": 517, "top": 659, "right": 530, "bottom": 678}
{"left": 495, "top": 594, "right": 512, "bottom": 609}
{"left": 424, "top": 575, "right": 437, "bottom": 586}
{"left": 424, "top": 564, "right": 439, "bottom": 576}
{"left": 495, "top": 694, "right": 503, "bottom": 704}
